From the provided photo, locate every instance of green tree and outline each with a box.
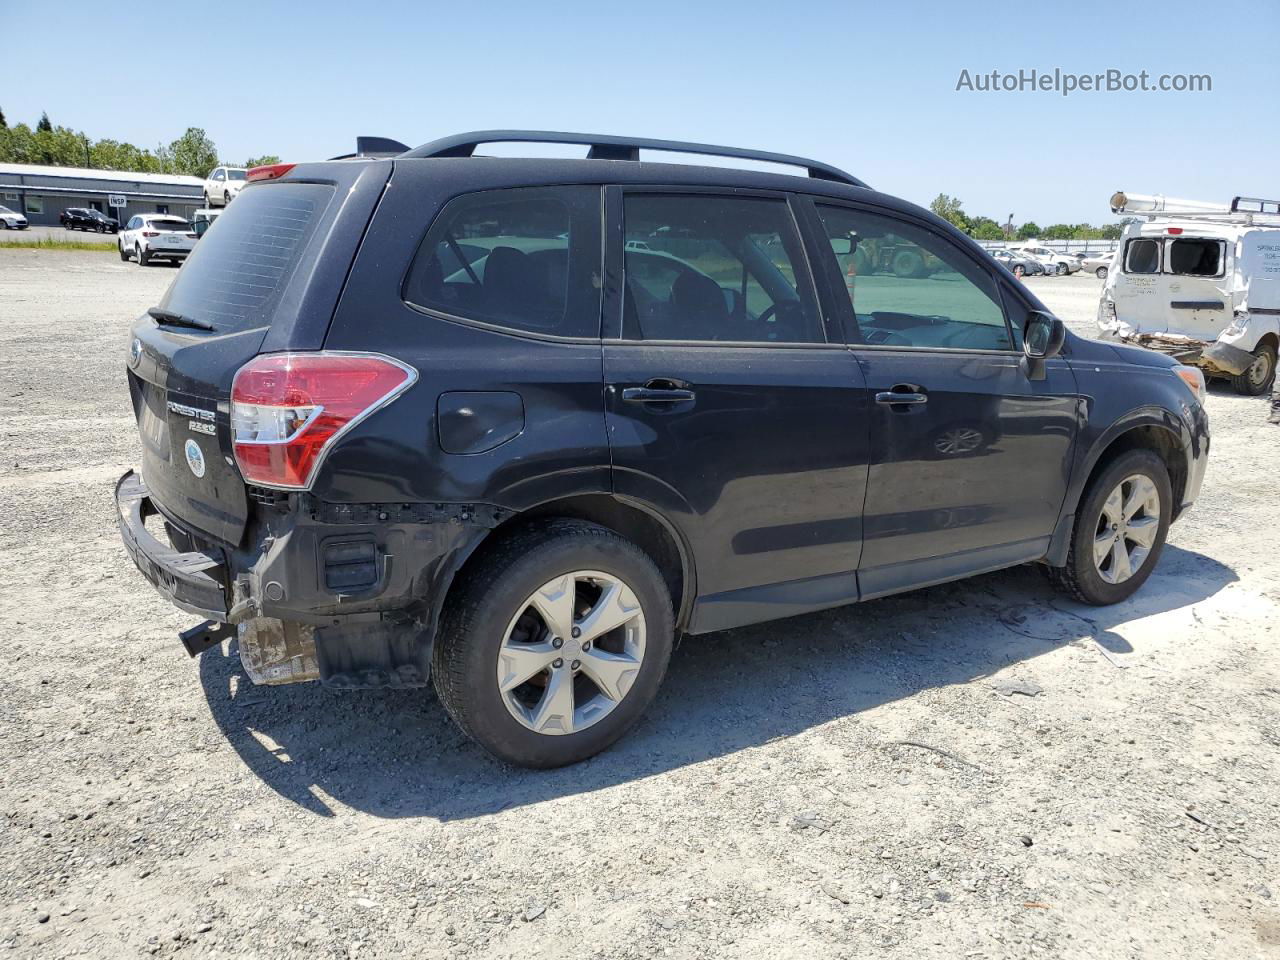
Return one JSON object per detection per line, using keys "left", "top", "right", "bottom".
{"left": 37, "top": 112, "right": 52, "bottom": 133}
{"left": 167, "top": 127, "right": 219, "bottom": 177}
{"left": 1016, "top": 220, "right": 1042, "bottom": 241}
{"left": 244, "top": 154, "right": 280, "bottom": 168}
{"left": 968, "top": 216, "right": 1006, "bottom": 241}
{"left": 929, "top": 193, "right": 971, "bottom": 232}
{"left": 1041, "top": 223, "right": 1075, "bottom": 240}
{"left": 0, "top": 106, "right": 6, "bottom": 129}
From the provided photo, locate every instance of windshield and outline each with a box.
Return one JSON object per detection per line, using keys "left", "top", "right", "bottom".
{"left": 227, "top": 169, "right": 248, "bottom": 181}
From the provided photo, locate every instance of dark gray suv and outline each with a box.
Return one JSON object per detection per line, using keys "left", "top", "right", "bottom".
{"left": 116, "top": 132, "right": 1210, "bottom": 767}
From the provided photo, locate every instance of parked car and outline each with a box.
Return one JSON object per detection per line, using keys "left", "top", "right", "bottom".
{"left": 988, "top": 247, "right": 1044, "bottom": 277}
{"left": 117, "top": 214, "right": 196, "bottom": 265}
{"left": 1081, "top": 251, "right": 1114, "bottom": 279}
{"left": 202, "top": 166, "right": 248, "bottom": 207}
{"left": 115, "top": 131, "right": 1209, "bottom": 768}
{"left": 60, "top": 207, "right": 119, "bottom": 233}
{"left": 0, "top": 204, "right": 29, "bottom": 229}
{"left": 1018, "top": 243, "right": 1081, "bottom": 276}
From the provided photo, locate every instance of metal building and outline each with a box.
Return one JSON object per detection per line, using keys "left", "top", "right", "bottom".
{"left": 0, "top": 163, "right": 204, "bottom": 226}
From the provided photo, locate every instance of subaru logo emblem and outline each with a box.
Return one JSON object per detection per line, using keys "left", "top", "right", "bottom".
{"left": 129, "top": 338, "right": 142, "bottom": 366}
{"left": 184, "top": 439, "right": 207, "bottom": 478}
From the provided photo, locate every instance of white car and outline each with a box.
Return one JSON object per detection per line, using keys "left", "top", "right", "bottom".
{"left": 0, "top": 204, "right": 29, "bottom": 229}
{"left": 202, "top": 166, "right": 248, "bottom": 207}
{"left": 118, "top": 214, "right": 196, "bottom": 266}
{"left": 1017, "top": 244, "right": 1080, "bottom": 276}
{"left": 1080, "top": 251, "right": 1115, "bottom": 279}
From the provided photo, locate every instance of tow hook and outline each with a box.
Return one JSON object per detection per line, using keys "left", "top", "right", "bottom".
{"left": 178, "top": 619, "right": 236, "bottom": 658}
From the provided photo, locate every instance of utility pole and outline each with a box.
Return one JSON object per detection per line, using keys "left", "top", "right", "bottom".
{"left": 83, "top": 135, "right": 91, "bottom": 168}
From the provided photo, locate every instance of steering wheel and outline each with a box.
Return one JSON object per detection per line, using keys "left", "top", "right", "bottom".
{"left": 755, "top": 304, "right": 777, "bottom": 325}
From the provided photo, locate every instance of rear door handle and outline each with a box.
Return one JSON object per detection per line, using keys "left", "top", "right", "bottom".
{"left": 620, "top": 379, "right": 696, "bottom": 404}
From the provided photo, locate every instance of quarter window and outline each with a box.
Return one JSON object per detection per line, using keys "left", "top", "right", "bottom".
{"left": 816, "top": 205, "right": 1012, "bottom": 350}
{"left": 1124, "top": 238, "right": 1161, "bottom": 274}
{"left": 621, "top": 194, "right": 821, "bottom": 344}
{"left": 403, "top": 186, "right": 601, "bottom": 339}
{"left": 1168, "top": 238, "right": 1223, "bottom": 277}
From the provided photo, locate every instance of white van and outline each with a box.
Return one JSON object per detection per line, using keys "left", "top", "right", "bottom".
{"left": 1098, "top": 192, "right": 1280, "bottom": 395}
{"left": 191, "top": 207, "right": 222, "bottom": 239}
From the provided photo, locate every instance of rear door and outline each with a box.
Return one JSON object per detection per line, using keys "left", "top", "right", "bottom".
{"left": 127, "top": 162, "right": 390, "bottom": 544}
{"left": 602, "top": 188, "right": 870, "bottom": 632}
{"left": 806, "top": 200, "right": 1079, "bottom": 597}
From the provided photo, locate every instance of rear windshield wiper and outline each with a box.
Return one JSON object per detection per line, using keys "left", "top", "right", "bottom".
{"left": 147, "top": 307, "right": 215, "bottom": 331}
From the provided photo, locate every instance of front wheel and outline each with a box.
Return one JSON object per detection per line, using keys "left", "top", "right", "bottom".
{"left": 1046, "top": 449, "right": 1171, "bottom": 605}
{"left": 1230, "top": 342, "right": 1277, "bottom": 396}
{"left": 118, "top": 242, "right": 129, "bottom": 261}
{"left": 1013, "top": 264, "right": 1025, "bottom": 278}
{"left": 433, "top": 520, "right": 674, "bottom": 768}
{"left": 1056, "top": 262, "right": 1068, "bottom": 276}
{"left": 1095, "top": 266, "right": 1108, "bottom": 279}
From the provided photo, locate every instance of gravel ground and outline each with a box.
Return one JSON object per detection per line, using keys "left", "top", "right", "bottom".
{"left": 2, "top": 250, "right": 1278, "bottom": 960}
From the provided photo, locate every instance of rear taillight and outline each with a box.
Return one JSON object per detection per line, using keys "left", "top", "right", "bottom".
{"left": 186, "top": 233, "right": 197, "bottom": 239}
{"left": 247, "top": 163, "right": 296, "bottom": 182}
{"left": 230, "top": 352, "right": 417, "bottom": 489}
{"left": 142, "top": 231, "right": 159, "bottom": 237}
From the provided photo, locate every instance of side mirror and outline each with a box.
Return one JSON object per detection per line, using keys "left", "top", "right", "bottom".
{"left": 830, "top": 236, "right": 855, "bottom": 256}
{"left": 1021, "top": 311, "right": 1065, "bottom": 380}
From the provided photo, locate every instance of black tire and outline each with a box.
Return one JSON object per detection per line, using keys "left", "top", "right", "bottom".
{"left": 224, "top": 189, "right": 232, "bottom": 205}
{"left": 1095, "top": 266, "right": 1108, "bottom": 279}
{"left": 1229, "top": 342, "right": 1277, "bottom": 396}
{"left": 433, "top": 520, "right": 674, "bottom": 768}
{"left": 97, "top": 223, "right": 106, "bottom": 233}
{"left": 118, "top": 242, "right": 129, "bottom": 261}
{"left": 1013, "top": 264, "right": 1025, "bottom": 278}
{"left": 136, "top": 244, "right": 150, "bottom": 266}
{"left": 1046, "top": 449, "right": 1172, "bottom": 605}
{"left": 892, "top": 249, "right": 926, "bottom": 279}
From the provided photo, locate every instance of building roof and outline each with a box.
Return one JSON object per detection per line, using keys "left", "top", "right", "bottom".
{"left": 0, "top": 163, "right": 204, "bottom": 187}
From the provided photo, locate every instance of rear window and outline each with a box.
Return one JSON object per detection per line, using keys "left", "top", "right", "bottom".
{"left": 1124, "top": 238, "right": 1160, "bottom": 274}
{"left": 150, "top": 219, "right": 190, "bottom": 231}
{"left": 1168, "top": 238, "right": 1223, "bottom": 276}
{"left": 159, "top": 182, "right": 334, "bottom": 333}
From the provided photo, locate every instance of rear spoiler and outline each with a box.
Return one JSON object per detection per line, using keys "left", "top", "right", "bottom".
{"left": 328, "top": 137, "right": 410, "bottom": 161}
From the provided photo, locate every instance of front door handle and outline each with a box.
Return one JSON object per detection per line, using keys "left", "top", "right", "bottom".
{"left": 875, "top": 387, "right": 928, "bottom": 405}
{"left": 620, "top": 379, "right": 696, "bottom": 404}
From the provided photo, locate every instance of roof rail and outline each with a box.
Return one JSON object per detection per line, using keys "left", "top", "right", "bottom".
{"left": 328, "top": 136, "right": 411, "bottom": 161}
{"left": 401, "top": 130, "right": 867, "bottom": 187}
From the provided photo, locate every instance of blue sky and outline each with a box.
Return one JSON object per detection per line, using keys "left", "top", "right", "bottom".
{"left": 3, "top": 0, "right": 1274, "bottom": 224}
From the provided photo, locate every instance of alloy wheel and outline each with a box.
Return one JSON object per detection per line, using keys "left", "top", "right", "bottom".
{"left": 496, "top": 570, "right": 646, "bottom": 736}
{"left": 1093, "top": 475, "right": 1161, "bottom": 585}
{"left": 934, "top": 426, "right": 984, "bottom": 456}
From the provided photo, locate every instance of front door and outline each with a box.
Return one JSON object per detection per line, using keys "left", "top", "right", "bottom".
{"left": 603, "top": 189, "right": 870, "bottom": 633}
{"left": 808, "top": 201, "right": 1080, "bottom": 598}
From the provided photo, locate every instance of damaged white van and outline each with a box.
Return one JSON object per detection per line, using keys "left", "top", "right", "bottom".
{"left": 1098, "top": 192, "right": 1280, "bottom": 395}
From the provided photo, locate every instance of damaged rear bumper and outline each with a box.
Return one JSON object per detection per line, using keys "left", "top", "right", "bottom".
{"left": 1107, "top": 333, "right": 1255, "bottom": 376}
{"left": 116, "top": 471, "right": 234, "bottom": 622}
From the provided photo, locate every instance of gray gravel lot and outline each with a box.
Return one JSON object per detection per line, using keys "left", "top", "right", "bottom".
{"left": 1, "top": 250, "right": 1278, "bottom": 959}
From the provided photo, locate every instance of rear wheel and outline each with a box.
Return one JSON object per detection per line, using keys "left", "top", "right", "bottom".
{"left": 1013, "top": 264, "right": 1025, "bottom": 278}
{"left": 1230, "top": 342, "right": 1277, "bottom": 396}
{"left": 892, "top": 249, "right": 926, "bottom": 279}
{"left": 136, "top": 244, "right": 150, "bottom": 266}
{"left": 1055, "top": 262, "right": 1068, "bottom": 276}
{"left": 433, "top": 520, "right": 674, "bottom": 768}
{"left": 1046, "top": 449, "right": 1171, "bottom": 605}
{"left": 1095, "top": 266, "right": 1108, "bottom": 279}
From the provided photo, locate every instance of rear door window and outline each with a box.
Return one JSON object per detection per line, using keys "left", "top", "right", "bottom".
{"left": 402, "top": 186, "right": 602, "bottom": 339}
{"left": 158, "top": 182, "right": 335, "bottom": 333}
{"left": 1168, "top": 238, "right": 1224, "bottom": 277}
{"left": 1124, "top": 238, "right": 1161, "bottom": 274}
{"left": 620, "top": 194, "right": 822, "bottom": 344}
